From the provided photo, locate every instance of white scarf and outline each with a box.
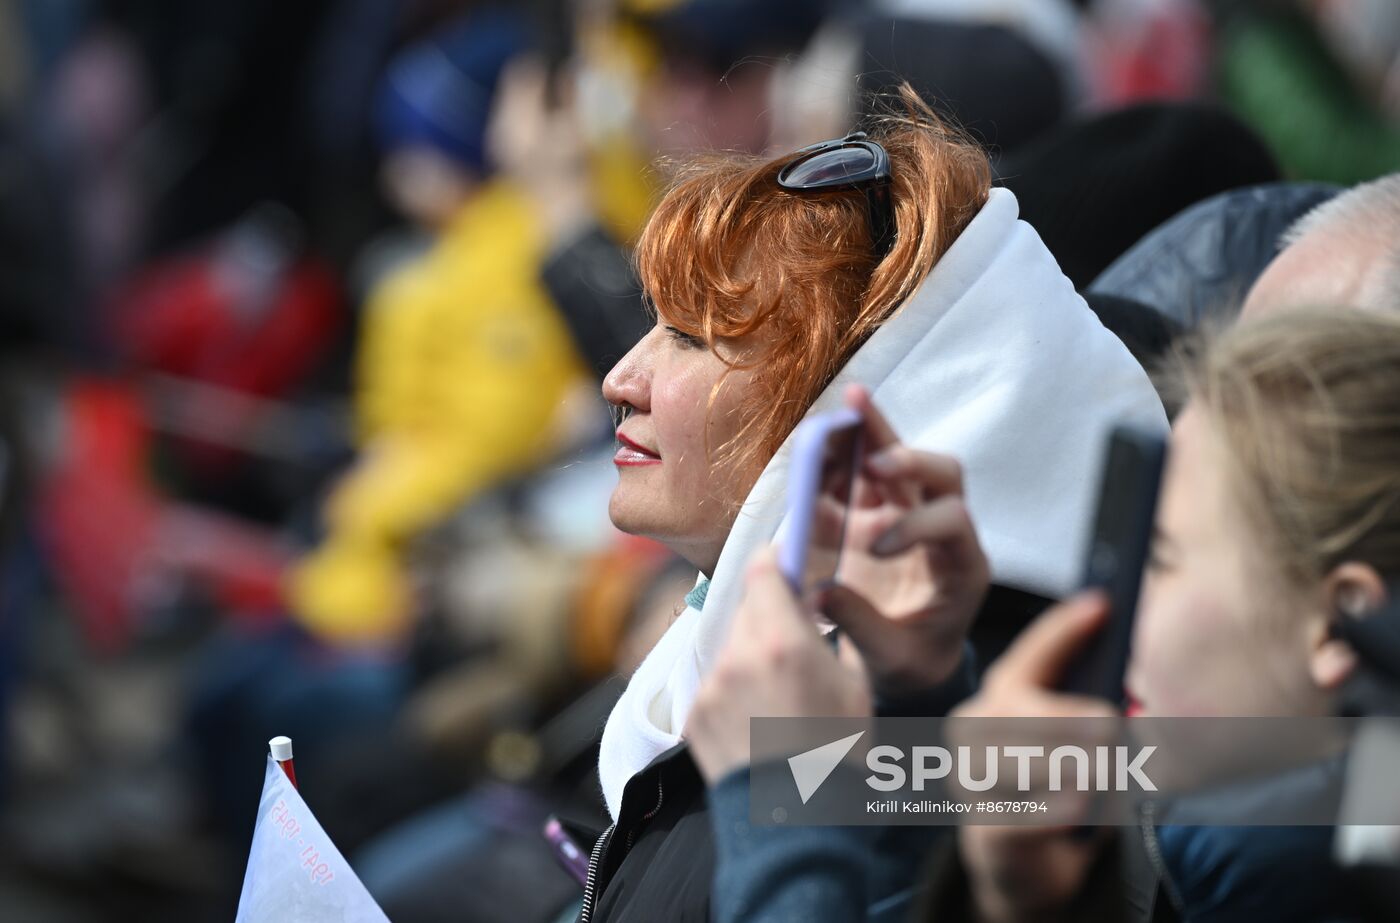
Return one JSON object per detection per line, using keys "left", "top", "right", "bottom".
{"left": 597, "top": 188, "right": 1168, "bottom": 818}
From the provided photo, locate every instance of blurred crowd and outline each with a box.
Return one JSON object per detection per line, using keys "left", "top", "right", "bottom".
{"left": 1, "top": 0, "right": 1399, "bottom": 921}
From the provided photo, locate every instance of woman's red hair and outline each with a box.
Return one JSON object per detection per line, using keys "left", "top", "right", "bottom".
{"left": 635, "top": 86, "right": 992, "bottom": 479}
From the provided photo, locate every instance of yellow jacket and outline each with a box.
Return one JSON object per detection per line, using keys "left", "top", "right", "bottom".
{"left": 290, "top": 180, "right": 587, "bottom": 642}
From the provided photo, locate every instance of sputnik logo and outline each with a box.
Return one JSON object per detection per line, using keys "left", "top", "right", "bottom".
{"left": 788, "top": 731, "right": 865, "bottom": 804}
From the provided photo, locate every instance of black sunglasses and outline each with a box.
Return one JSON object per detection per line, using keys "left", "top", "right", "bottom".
{"left": 776, "top": 131, "right": 894, "bottom": 260}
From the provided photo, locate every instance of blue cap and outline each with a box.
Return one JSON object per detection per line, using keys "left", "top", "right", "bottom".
{"left": 374, "top": 8, "right": 529, "bottom": 174}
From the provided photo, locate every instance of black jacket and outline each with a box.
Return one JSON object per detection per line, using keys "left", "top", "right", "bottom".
{"left": 580, "top": 742, "right": 710, "bottom": 923}
{"left": 539, "top": 225, "right": 649, "bottom": 380}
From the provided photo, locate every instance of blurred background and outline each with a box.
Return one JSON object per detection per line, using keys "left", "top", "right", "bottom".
{"left": 0, "top": 0, "right": 1397, "bottom": 919}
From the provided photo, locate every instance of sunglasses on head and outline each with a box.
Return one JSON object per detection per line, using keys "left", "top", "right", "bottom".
{"left": 776, "top": 131, "right": 894, "bottom": 261}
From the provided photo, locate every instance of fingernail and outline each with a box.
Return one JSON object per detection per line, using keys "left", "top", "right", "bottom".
{"left": 867, "top": 450, "right": 897, "bottom": 475}
{"left": 871, "top": 529, "right": 900, "bottom": 555}
{"left": 1077, "top": 592, "right": 1109, "bottom": 620}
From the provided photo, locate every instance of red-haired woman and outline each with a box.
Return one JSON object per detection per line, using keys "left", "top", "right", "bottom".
{"left": 584, "top": 91, "right": 1167, "bottom": 922}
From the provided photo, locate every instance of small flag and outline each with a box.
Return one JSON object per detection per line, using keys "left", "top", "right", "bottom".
{"left": 235, "top": 754, "right": 390, "bottom": 922}
{"left": 270, "top": 735, "right": 298, "bottom": 789}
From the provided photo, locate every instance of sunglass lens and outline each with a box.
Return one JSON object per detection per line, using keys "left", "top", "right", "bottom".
{"left": 781, "top": 146, "right": 879, "bottom": 188}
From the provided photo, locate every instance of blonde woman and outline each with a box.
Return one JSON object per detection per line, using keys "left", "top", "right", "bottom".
{"left": 944, "top": 306, "right": 1400, "bottom": 923}
{"left": 686, "top": 306, "right": 1400, "bottom": 923}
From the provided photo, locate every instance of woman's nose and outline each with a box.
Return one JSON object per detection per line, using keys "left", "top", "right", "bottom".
{"left": 603, "top": 332, "right": 654, "bottom": 413}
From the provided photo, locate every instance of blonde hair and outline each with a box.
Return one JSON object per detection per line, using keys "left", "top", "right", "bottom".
{"left": 1172, "top": 307, "right": 1400, "bottom": 589}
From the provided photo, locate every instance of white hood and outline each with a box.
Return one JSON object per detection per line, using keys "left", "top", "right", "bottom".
{"left": 598, "top": 187, "right": 1168, "bottom": 818}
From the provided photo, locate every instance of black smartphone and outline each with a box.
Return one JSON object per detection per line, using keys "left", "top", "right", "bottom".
{"left": 1059, "top": 425, "right": 1167, "bottom": 703}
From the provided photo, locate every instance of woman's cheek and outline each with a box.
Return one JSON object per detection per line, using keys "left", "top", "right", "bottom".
{"left": 650, "top": 376, "right": 708, "bottom": 469}
{"left": 1165, "top": 591, "right": 1252, "bottom": 716}
{"left": 1132, "top": 579, "right": 1209, "bottom": 716}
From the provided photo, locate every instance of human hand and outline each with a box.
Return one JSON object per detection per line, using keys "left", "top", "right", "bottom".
{"left": 820, "top": 384, "right": 990, "bottom": 697}
{"left": 951, "top": 593, "right": 1118, "bottom": 923}
{"left": 686, "top": 548, "right": 872, "bottom": 786}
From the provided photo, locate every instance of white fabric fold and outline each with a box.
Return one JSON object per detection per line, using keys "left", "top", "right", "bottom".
{"left": 598, "top": 187, "right": 1168, "bottom": 818}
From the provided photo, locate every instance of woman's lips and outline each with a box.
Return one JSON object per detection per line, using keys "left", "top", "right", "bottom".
{"left": 614, "top": 433, "right": 661, "bottom": 467}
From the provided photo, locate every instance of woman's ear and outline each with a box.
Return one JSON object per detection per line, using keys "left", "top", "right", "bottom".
{"left": 1310, "top": 562, "right": 1389, "bottom": 690}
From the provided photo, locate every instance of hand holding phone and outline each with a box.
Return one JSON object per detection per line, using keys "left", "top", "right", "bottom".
{"left": 778, "top": 387, "right": 989, "bottom": 695}
{"left": 1058, "top": 425, "right": 1167, "bottom": 703}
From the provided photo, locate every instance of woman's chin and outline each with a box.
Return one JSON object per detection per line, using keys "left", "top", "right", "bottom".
{"left": 607, "top": 485, "right": 726, "bottom": 572}
{"left": 607, "top": 489, "right": 653, "bottom": 538}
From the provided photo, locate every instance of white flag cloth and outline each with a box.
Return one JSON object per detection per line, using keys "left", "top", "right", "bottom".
{"left": 235, "top": 756, "right": 391, "bottom": 923}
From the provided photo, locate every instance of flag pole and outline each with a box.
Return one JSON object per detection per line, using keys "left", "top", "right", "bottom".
{"left": 269, "top": 736, "right": 297, "bottom": 789}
